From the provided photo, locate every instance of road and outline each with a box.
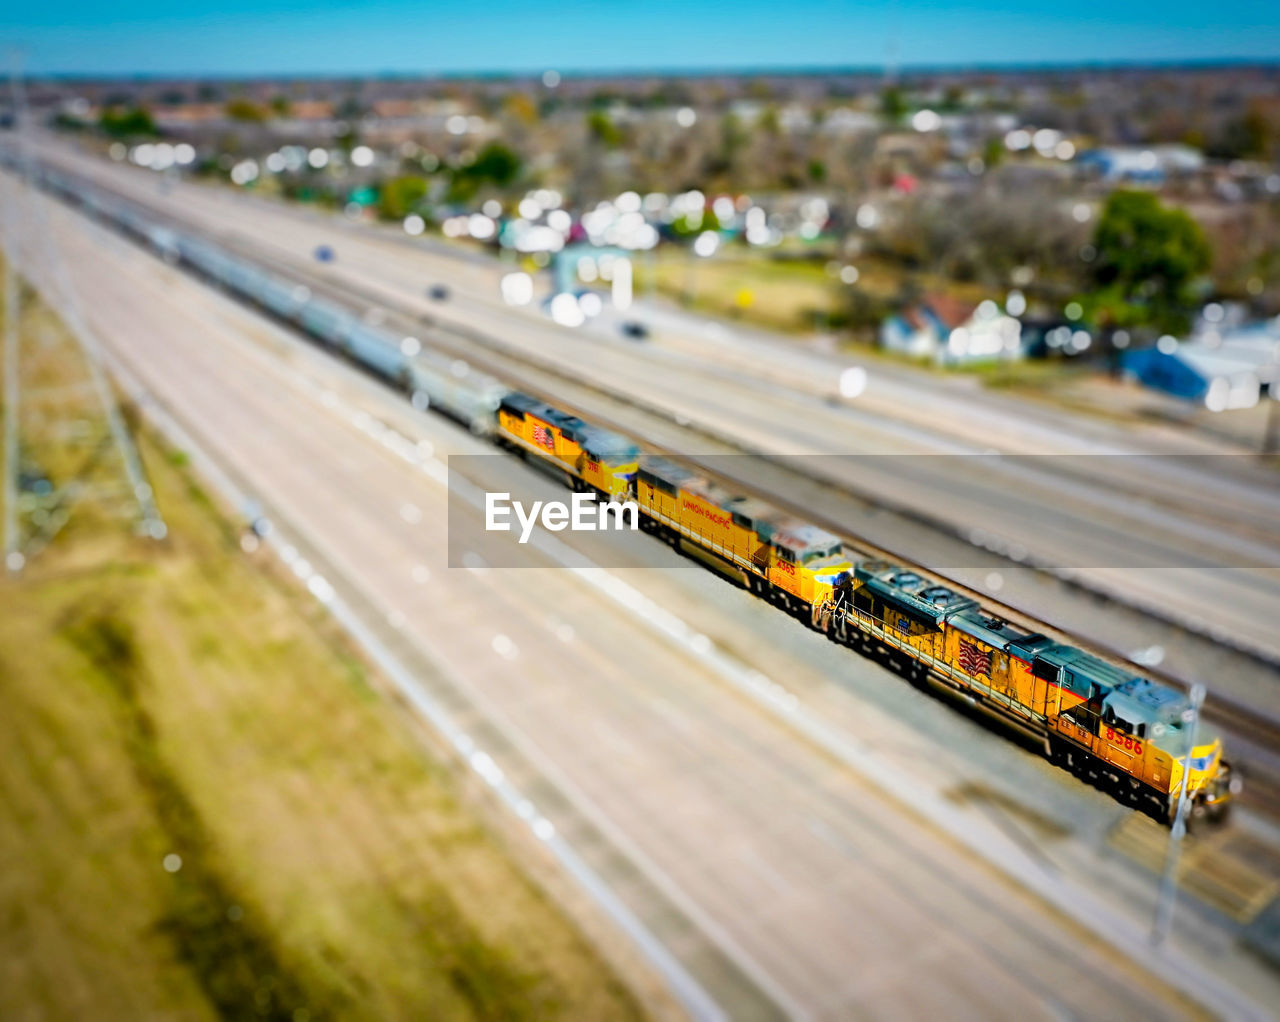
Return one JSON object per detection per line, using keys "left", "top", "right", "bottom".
{"left": 22, "top": 136, "right": 1280, "bottom": 723}
{"left": 6, "top": 167, "right": 1280, "bottom": 1020}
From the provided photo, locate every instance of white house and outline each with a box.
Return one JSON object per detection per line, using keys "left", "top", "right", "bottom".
{"left": 880, "top": 296, "right": 1023, "bottom": 365}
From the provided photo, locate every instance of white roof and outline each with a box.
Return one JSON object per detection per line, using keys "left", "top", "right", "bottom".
{"left": 1175, "top": 343, "right": 1266, "bottom": 381}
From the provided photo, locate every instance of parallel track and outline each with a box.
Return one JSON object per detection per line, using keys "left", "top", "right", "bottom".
{"left": 18, "top": 154, "right": 1280, "bottom": 820}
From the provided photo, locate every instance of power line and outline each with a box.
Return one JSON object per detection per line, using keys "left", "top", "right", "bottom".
{"left": 1, "top": 50, "right": 166, "bottom": 567}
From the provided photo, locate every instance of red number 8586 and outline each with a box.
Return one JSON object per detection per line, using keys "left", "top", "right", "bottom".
{"left": 1104, "top": 727, "right": 1142, "bottom": 756}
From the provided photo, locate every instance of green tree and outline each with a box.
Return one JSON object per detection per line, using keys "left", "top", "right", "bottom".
{"left": 880, "top": 86, "right": 907, "bottom": 125}
{"left": 1088, "top": 190, "right": 1210, "bottom": 329}
{"left": 99, "top": 106, "right": 158, "bottom": 138}
{"left": 981, "top": 136, "right": 1004, "bottom": 169}
{"left": 377, "top": 175, "right": 429, "bottom": 220}
{"left": 586, "top": 110, "right": 622, "bottom": 149}
{"left": 448, "top": 143, "right": 521, "bottom": 203}
{"left": 671, "top": 207, "right": 720, "bottom": 237}
{"left": 468, "top": 142, "right": 521, "bottom": 187}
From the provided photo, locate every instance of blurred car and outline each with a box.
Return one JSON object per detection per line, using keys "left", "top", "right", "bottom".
{"left": 427, "top": 284, "right": 451, "bottom": 301}
{"left": 313, "top": 244, "right": 335, "bottom": 262}
{"left": 620, "top": 320, "right": 650, "bottom": 340}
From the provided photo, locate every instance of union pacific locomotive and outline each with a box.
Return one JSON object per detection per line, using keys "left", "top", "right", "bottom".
{"left": 35, "top": 158, "right": 1234, "bottom": 825}
{"left": 496, "top": 392, "right": 1235, "bottom": 824}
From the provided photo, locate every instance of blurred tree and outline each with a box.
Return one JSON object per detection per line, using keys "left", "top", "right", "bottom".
{"left": 468, "top": 142, "right": 521, "bottom": 186}
{"left": 807, "top": 159, "right": 827, "bottom": 183}
{"left": 448, "top": 142, "right": 521, "bottom": 202}
{"left": 269, "top": 95, "right": 292, "bottom": 116}
{"left": 1208, "top": 105, "right": 1273, "bottom": 160}
{"left": 719, "top": 112, "right": 746, "bottom": 160}
{"left": 671, "top": 207, "right": 720, "bottom": 237}
{"left": 702, "top": 112, "right": 747, "bottom": 185}
{"left": 940, "top": 85, "right": 966, "bottom": 112}
{"left": 225, "top": 98, "right": 268, "bottom": 123}
{"left": 586, "top": 110, "right": 623, "bottom": 148}
{"left": 759, "top": 105, "right": 781, "bottom": 137}
{"left": 503, "top": 92, "right": 539, "bottom": 125}
{"left": 378, "top": 175, "right": 429, "bottom": 220}
{"left": 334, "top": 123, "right": 358, "bottom": 153}
{"left": 981, "top": 136, "right": 1004, "bottom": 169}
{"left": 98, "top": 106, "right": 158, "bottom": 138}
{"left": 877, "top": 180, "right": 1090, "bottom": 294}
{"left": 833, "top": 284, "right": 894, "bottom": 340}
{"left": 1088, "top": 190, "right": 1210, "bottom": 329}
{"left": 880, "top": 86, "right": 907, "bottom": 124}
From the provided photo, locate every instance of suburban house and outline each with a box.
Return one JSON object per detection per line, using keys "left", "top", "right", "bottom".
{"left": 1075, "top": 144, "right": 1204, "bottom": 183}
{"left": 880, "top": 295, "right": 1024, "bottom": 364}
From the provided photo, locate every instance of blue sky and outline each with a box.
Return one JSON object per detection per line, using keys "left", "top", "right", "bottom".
{"left": 6, "top": 1, "right": 1280, "bottom": 76}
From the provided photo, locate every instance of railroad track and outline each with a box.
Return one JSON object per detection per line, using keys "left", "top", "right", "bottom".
{"left": 24, "top": 146, "right": 1280, "bottom": 664}
{"left": 18, "top": 152, "right": 1280, "bottom": 819}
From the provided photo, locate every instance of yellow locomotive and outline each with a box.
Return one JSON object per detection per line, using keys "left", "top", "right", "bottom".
{"left": 825, "top": 563, "right": 1230, "bottom": 820}
{"left": 495, "top": 392, "right": 1234, "bottom": 823}
{"left": 634, "top": 458, "right": 853, "bottom": 615}
{"left": 498, "top": 393, "right": 639, "bottom": 500}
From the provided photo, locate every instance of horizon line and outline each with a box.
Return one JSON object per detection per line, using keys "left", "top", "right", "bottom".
{"left": 25, "top": 55, "right": 1280, "bottom": 84}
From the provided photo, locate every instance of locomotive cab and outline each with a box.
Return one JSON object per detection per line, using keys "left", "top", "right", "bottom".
{"left": 578, "top": 428, "right": 640, "bottom": 499}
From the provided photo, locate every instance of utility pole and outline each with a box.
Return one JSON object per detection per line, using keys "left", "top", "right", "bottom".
{"left": 3, "top": 50, "right": 24, "bottom": 572}
{"left": 2, "top": 50, "right": 166, "bottom": 564}
{"left": 1151, "top": 682, "right": 1205, "bottom": 949}
{"left": 3, "top": 177, "right": 19, "bottom": 572}
{"left": 1262, "top": 386, "right": 1279, "bottom": 457}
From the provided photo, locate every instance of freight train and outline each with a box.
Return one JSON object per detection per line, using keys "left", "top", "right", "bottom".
{"left": 29, "top": 160, "right": 1236, "bottom": 824}
{"left": 494, "top": 392, "right": 1234, "bottom": 823}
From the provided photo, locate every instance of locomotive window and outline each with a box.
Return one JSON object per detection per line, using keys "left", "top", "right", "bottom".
{"left": 1104, "top": 711, "right": 1146, "bottom": 739}
{"left": 802, "top": 543, "right": 840, "bottom": 563}
{"left": 1032, "top": 659, "right": 1059, "bottom": 682}
{"left": 853, "top": 590, "right": 874, "bottom": 613}
{"left": 1064, "top": 702, "right": 1099, "bottom": 735}
{"left": 775, "top": 546, "right": 794, "bottom": 563}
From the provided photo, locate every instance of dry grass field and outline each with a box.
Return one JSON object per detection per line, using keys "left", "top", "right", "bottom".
{"left": 0, "top": 266, "right": 646, "bottom": 1022}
